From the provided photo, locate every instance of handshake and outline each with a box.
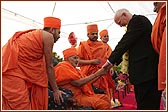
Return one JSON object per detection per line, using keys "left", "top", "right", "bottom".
{"left": 96, "top": 58, "right": 113, "bottom": 70}
{"left": 102, "top": 61, "right": 113, "bottom": 70}
{"left": 96, "top": 61, "right": 113, "bottom": 76}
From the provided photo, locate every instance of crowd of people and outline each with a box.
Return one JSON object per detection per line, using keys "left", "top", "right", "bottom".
{"left": 2, "top": 2, "right": 166, "bottom": 110}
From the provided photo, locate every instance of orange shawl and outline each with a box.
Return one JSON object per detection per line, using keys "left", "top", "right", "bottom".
{"left": 103, "top": 43, "right": 112, "bottom": 59}
{"left": 54, "top": 61, "right": 112, "bottom": 109}
{"left": 77, "top": 39, "right": 114, "bottom": 92}
{"left": 158, "top": 29, "right": 166, "bottom": 90}
{"left": 151, "top": 3, "right": 166, "bottom": 53}
{"left": 3, "top": 29, "right": 48, "bottom": 87}
{"left": 55, "top": 61, "right": 94, "bottom": 96}
{"left": 77, "top": 39, "right": 107, "bottom": 76}
{"left": 151, "top": 3, "right": 166, "bottom": 90}
{"left": 2, "top": 29, "right": 48, "bottom": 109}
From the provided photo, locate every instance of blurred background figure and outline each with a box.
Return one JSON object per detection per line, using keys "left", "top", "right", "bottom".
{"left": 68, "top": 32, "right": 77, "bottom": 48}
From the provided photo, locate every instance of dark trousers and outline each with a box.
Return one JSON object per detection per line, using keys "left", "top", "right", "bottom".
{"left": 134, "top": 78, "right": 162, "bottom": 110}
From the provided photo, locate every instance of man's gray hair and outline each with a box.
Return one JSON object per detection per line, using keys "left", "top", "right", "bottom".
{"left": 115, "top": 8, "right": 130, "bottom": 17}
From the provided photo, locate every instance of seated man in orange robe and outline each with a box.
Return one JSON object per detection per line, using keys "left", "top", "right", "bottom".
{"left": 77, "top": 24, "right": 113, "bottom": 100}
{"left": 54, "top": 47, "right": 112, "bottom": 110}
{"left": 2, "top": 17, "right": 64, "bottom": 110}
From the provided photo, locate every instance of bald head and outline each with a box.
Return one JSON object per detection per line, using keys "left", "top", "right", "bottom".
{"left": 114, "top": 8, "right": 132, "bottom": 27}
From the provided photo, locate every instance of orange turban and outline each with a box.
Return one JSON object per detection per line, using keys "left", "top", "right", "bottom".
{"left": 63, "top": 47, "right": 77, "bottom": 59}
{"left": 44, "top": 17, "right": 61, "bottom": 29}
{"left": 87, "top": 24, "right": 98, "bottom": 34}
{"left": 68, "top": 32, "right": 77, "bottom": 45}
{"left": 99, "top": 29, "right": 108, "bottom": 39}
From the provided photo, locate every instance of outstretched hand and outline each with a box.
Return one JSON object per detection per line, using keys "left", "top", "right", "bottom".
{"left": 53, "top": 89, "right": 66, "bottom": 105}
{"left": 102, "top": 61, "right": 113, "bottom": 70}
{"left": 96, "top": 62, "right": 113, "bottom": 76}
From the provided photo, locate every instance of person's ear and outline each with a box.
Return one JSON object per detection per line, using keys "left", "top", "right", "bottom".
{"left": 51, "top": 28, "right": 55, "bottom": 32}
{"left": 48, "top": 28, "right": 53, "bottom": 33}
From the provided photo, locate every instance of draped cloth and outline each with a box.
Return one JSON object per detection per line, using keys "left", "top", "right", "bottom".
{"left": 100, "top": 43, "right": 114, "bottom": 99}
{"left": 103, "top": 43, "right": 113, "bottom": 60}
{"left": 151, "top": 3, "right": 166, "bottom": 90}
{"left": 77, "top": 39, "right": 114, "bottom": 98}
{"left": 54, "top": 61, "right": 111, "bottom": 109}
{"left": 2, "top": 29, "right": 48, "bottom": 110}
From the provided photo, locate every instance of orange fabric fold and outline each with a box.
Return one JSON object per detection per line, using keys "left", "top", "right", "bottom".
{"left": 151, "top": 3, "right": 166, "bottom": 90}
{"left": 2, "top": 29, "right": 48, "bottom": 110}
{"left": 54, "top": 61, "right": 111, "bottom": 109}
{"left": 44, "top": 17, "right": 61, "bottom": 28}
{"left": 151, "top": 3, "right": 166, "bottom": 54}
{"left": 158, "top": 28, "right": 166, "bottom": 90}
{"left": 87, "top": 24, "right": 98, "bottom": 34}
{"left": 55, "top": 61, "right": 94, "bottom": 96}
{"left": 2, "top": 29, "right": 35, "bottom": 73}
{"left": 2, "top": 75, "right": 31, "bottom": 110}
{"left": 103, "top": 43, "right": 112, "bottom": 59}
{"left": 77, "top": 39, "right": 114, "bottom": 99}
{"left": 63, "top": 47, "right": 77, "bottom": 59}
{"left": 31, "top": 85, "right": 48, "bottom": 110}
{"left": 77, "top": 40, "right": 107, "bottom": 75}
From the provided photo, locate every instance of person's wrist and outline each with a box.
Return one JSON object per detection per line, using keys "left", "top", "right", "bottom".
{"left": 53, "top": 89, "right": 56, "bottom": 92}
{"left": 53, "top": 87, "right": 59, "bottom": 92}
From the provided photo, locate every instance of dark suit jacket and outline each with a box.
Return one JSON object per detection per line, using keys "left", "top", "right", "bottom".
{"left": 108, "top": 15, "right": 159, "bottom": 85}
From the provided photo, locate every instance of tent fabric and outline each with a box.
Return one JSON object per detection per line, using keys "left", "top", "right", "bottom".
{"left": 1, "top": 1, "right": 159, "bottom": 58}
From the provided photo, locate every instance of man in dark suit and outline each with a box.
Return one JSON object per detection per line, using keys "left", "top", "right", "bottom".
{"left": 105, "top": 8, "right": 162, "bottom": 110}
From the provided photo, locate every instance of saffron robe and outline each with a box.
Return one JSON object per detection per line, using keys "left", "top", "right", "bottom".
{"left": 103, "top": 43, "right": 112, "bottom": 59}
{"left": 2, "top": 29, "right": 48, "bottom": 110}
{"left": 151, "top": 3, "right": 166, "bottom": 90}
{"left": 54, "top": 61, "right": 111, "bottom": 110}
{"left": 77, "top": 39, "right": 114, "bottom": 97}
{"left": 102, "top": 42, "right": 114, "bottom": 99}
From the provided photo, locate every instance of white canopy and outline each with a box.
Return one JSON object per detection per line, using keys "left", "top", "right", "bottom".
{"left": 1, "top": 1, "right": 159, "bottom": 58}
